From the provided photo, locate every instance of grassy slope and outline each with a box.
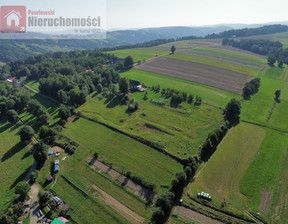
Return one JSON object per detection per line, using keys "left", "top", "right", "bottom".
{"left": 79, "top": 90, "right": 222, "bottom": 158}
{"left": 63, "top": 118, "right": 183, "bottom": 192}
{"left": 191, "top": 47, "right": 266, "bottom": 64}
{"left": 241, "top": 77, "right": 283, "bottom": 125}
{"left": 0, "top": 120, "right": 33, "bottom": 209}
{"left": 187, "top": 122, "right": 265, "bottom": 212}
{"left": 240, "top": 130, "right": 288, "bottom": 214}
{"left": 52, "top": 176, "right": 129, "bottom": 224}
{"left": 106, "top": 49, "right": 169, "bottom": 62}
{"left": 267, "top": 69, "right": 288, "bottom": 131}
{"left": 164, "top": 53, "right": 260, "bottom": 77}
{"left": 121, "top": 69, "right": 240, "bottom": 108}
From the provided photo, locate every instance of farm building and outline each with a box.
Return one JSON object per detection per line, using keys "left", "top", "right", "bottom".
{"left": 57, "top": 217, "right": 69, "bottom": 223}
{"left": 51, "top": 218, "right": 66, "bottom": 224}
{"left": 129, "top": 80, "right": 146, "bottom": 92}
{"left": 46, "top": 175, "right": 54, "bottom": 182}
{"left": 48, "top": 150, "right": 53, "bottom": 156}
{"left": 54, "top": 164, "right": 60, "bottom": 172}
{"left": 61, "top": 204, "right": 70, "bottom": 213}
{"left": 53, "top": 196, "right": 63, "bottom": 205}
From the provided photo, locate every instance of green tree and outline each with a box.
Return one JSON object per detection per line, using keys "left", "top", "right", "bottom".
{"left": 33, "top": 142, "right": 48, "bottom": 164}
{"left": 39, "top": 113, "right": 50, "bottom": 125}
{"left": 171, "top": 45, "right": 176, "bottom": 54}
{"left": 268, "top": 54, "right": 276, "bottom": 66}
{"left": 15, "top": 181, "right": 30, "bottom": 198}
{"left": 6, "top": 109, "right": 18, "bottom": 124}
{"left": 275, "top": 89, "right": 281, "bottom": 100}
{"left": 151, "top": 207, "right": 165, "bottom": 224}
{"left": 223, "top": 98, "right": 241, "bottom": 125}
{"left": 96, "top": 83, "right": 103, "bottom": 93}
{"left": 124, "top": 56, "right": 134, "bottom": 68}
{"left": 30, "top": 170, "right": 39, "bottom": 184}
{"left": 57, "top": 90, "right": 68, "bottom": 104}
{"left": 19, "top": 125, "right": 35, "bottom": 143}
{"left": 119, "top": 77, "right": 129, "bottom": 94}
{"left": 58, "top": 106, "right": 71, "bottom": 121}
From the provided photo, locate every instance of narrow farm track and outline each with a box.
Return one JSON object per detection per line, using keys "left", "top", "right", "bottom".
{"left": 92, "top": 184, "right": 145, "bottom": 224}
{"left": 87, "top": 156, "right": 156, "bottom": 201}
{"left": 174, "top": 206, "right": 224, "bottom": 224}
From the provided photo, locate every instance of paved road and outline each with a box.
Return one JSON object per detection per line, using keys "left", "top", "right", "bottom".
{"left": 30, "top": 184, "right": 40, "bottom": 224}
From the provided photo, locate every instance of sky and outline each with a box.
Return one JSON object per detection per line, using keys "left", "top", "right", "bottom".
{"left": 1, "top": 0, "right": 287, "bottom": 31}
{"left": 106, "top": 0, "right": 288, "bottom": 30}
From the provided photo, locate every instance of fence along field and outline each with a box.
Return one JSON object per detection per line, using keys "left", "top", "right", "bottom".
{"left": 136, "top": 57, "right": 254, "bottom": 94}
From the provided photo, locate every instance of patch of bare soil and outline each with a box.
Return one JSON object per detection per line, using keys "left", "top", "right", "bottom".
{"left": 259, "top": 189, "right": 272, "bottom": 216}
{"left": 174, "top": 206, "right": 224, "bottom": 224}
{"left": 87, "top": 157, "right": 156, "bottom": 201}
{"left": 92, "top": 185, "right": 145, "bottom": 224}
{"left": 143, "top": 123, "right": 173, "bottom": 136}
{"left": 136, "top": 57, "right": 253, "bottom": 94}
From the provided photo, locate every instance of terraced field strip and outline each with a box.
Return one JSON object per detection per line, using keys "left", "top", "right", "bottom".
{"left": 136, "top": 57, "right": 253, "bottom": 93}
{"left": 174, "top": 206, "right": 224, "bottom": 224}
{"left": 188, "top": 122, "right": 266, "bottom": 210}
{"left": 93, "top": 184, "right": 145, "bottom": 224}
{"left": 183, "top": 50, "right": 264, "bottom": 68}
{"left": 269, "top": 150, "right": 288, "bottom": 223}
{"left": 87, "top": 156, "right": 156, "bottom": 201}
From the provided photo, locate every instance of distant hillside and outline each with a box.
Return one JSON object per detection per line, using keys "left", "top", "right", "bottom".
{"left": 1, "top": 23, "right": 288, "bottom": 63}
{"left": 0, "top": 25, "right": 237, "bottom": 63}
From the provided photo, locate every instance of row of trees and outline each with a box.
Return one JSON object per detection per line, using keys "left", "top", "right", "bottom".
{"left": 222, "top": 38, "right": 288, "bottom": 67}
{"left": 207, "top": 24, "right": 288, "bottom": 39}
{"left": 243, "top": 78, "right": 260, "bottom": 100}
{"left": 151, "top": 157, "right": 199, "bottom": 223}
{"left": 199, "top": 99, "right": 241, "bottom": 161}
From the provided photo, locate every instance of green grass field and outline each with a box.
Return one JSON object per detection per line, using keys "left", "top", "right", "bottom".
{"left": 0, "top": 120, "right": 34, "bottom": 210}
{"left": 52, "top": 176, "right": 129, "bottom": 224}
{"left": 63, "top": 118, "right": 183, "bottom": 192}
{"left": 274, "top": 32, "right": 288, "bottom": 48}
{"left": 240, "top": 129, "right": 288, "bottom": 215}
{"left": 186, "top": 122, "right": 266, "bottom": 212}
{"left": 106, "top": 49, "right": 169, "bottom": 62}
{"left": 191, "top": 47, "right": 266, "bottom": 65}
{"left": 121, "top": 69, "right": 240, "bottom": 108}
{"left": 262, "top": 66, "right": 286, "bottom": 79}
{"left": 241, "top": 77, "right": 283, "bottom": 125}
{"left": 164, "top": 53, "right": 260, "bottom": 77}
{"left": 79, "top": 89, "right": 223, "bottom": 159}
{"left": 63, "top": 162, "right": 148, "bottom": 217}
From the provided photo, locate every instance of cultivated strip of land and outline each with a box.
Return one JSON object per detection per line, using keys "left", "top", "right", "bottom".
{"left": 92, "top": 184, "right": 145, "bottom": 224}
{"left": 136, "top": 57, "right": 253, "bottom": 93}
{"left": 87, "top": 156, "right": 156, "bottom": 201}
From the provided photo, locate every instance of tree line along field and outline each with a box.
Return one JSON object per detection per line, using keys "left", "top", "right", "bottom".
{"left": 121, "top": 69, "right": 240, "bottom": 108}
{"left": 185, "top": 122, "right": 288, "bottom": 220}
{"left": 0, "top": 120, "right": 34, "bottom": 210}
{"left": 78, "top": 89, "right": 223, "bottom": 159}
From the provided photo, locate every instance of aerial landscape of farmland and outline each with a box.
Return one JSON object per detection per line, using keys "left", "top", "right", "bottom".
{"left": 1, "top": 1, "right": 288, "bottom": 224}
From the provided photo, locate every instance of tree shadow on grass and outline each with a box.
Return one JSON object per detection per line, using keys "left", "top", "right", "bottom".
{"left": 106, "top": 96, "right": 122, "bottom": 109}
{"left": 21, "top": 151, "right": 32, "bottom": 160}
{"left": 1, "top": 142, "right": 26, "bottom": 162}
{"left": 10, "top": 166, "right": 31, "bottom": 189}
{"left": 0, "top": 122, "right": 12, "bottom": 133}
{"left": 8, "top": 122, "right": 22, "bottom": 133}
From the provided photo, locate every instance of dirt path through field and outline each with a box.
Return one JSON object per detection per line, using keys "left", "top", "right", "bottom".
{"left": 259, "top": 190, "right": 272, "bottom": 216}
{"left": 87, "top": 157, "right": 156, "bottom": 201}
{"left": 92, "top": 184, "right": 145, "bottom": 224}
{"left": 174, "top": 206, "right": 224, "bottom": 224}
{"left": 30, "top": 184, "right": 40, "bottom": 224}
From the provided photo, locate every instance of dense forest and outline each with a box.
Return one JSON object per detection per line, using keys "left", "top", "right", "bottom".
{"left": 0, "top": 50, "right": 120, "bottom": 107}
{"left": 206, "top": 24, "right": 288, "bottom": 39}
{"left": 222, "top": 38, "right": 288, "bottom": 66}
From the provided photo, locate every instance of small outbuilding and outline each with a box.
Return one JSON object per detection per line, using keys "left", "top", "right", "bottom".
{"left": 61, "top": 204, "right": 70, "bottom": 213}
{"left": 46, "top": 175, "right": 54, "bottom": 182}
{"left": 48, "top": 150, "right": 53, "bottom": 156}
